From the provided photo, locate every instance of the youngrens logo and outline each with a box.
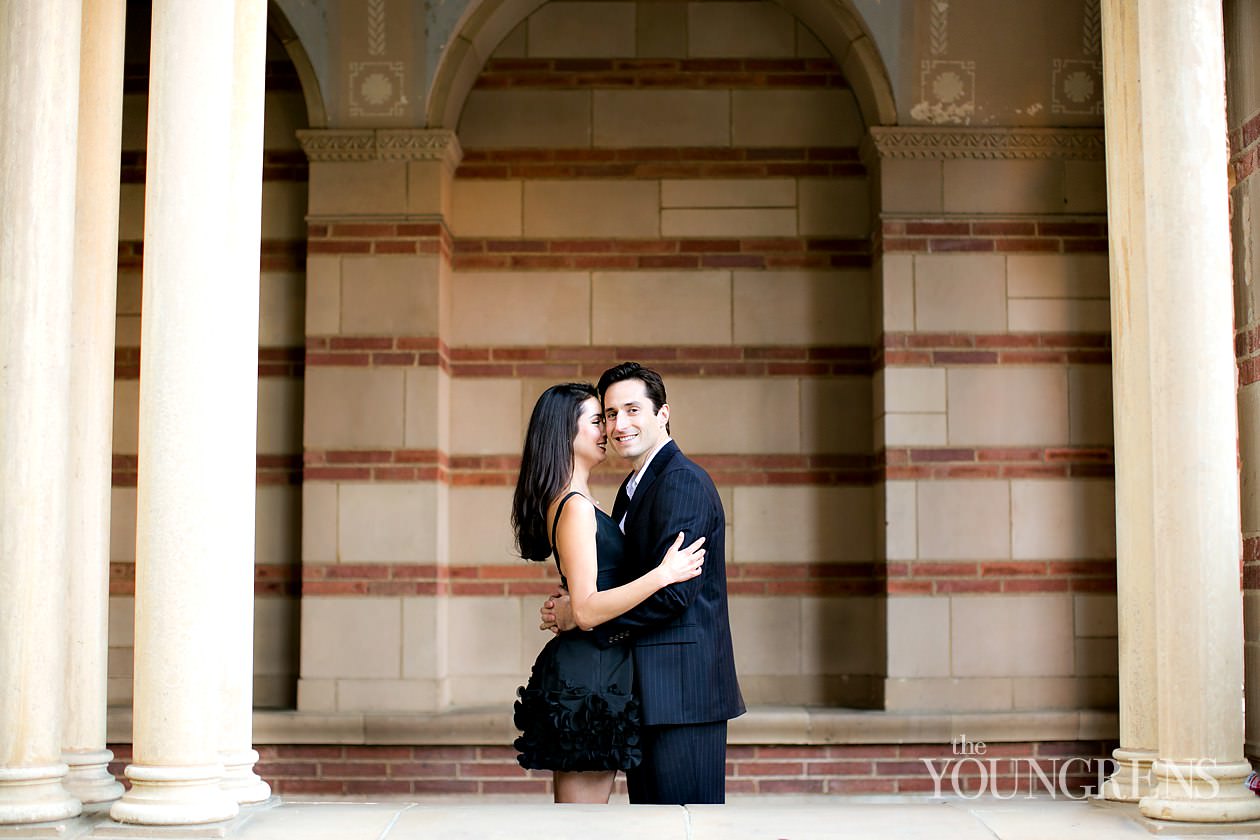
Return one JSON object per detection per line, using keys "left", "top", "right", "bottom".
{"left": 922, "top": 735, "right": 1222, "bottom": 800}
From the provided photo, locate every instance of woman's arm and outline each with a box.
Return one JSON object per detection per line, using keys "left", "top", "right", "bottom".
{"left": 554, "top": 496, "right": 703, "bottom": 632}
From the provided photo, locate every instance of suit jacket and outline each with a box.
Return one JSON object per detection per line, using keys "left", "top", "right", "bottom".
{"left": 593, "top": 440, "right": 745, "bottom": 726}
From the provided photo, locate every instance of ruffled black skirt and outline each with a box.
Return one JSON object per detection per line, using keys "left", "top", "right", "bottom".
{"left": 513, "top": 632, "right": 642, "bottom": 772}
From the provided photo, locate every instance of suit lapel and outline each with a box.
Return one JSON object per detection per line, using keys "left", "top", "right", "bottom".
{"left": 611, "top": 475, "right": 632, "bottom": 524}
{"left": 623, "top": 440, "right": 679, "bottom": 529}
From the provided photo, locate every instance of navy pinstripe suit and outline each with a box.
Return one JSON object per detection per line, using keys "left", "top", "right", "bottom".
{"left": 593, "top": 440, "right": 744, "bottom": 803}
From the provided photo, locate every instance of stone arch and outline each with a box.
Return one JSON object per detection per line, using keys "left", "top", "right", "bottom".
{"left": 425, "top": 0, "right": 897, "bottom": 130}
{"left": 269, "top": 0, "right": 330, "bottom": 128}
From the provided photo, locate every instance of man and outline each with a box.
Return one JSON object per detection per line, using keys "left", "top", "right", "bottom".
{"left": 541, "top": 362, "right": 744, "bottom": 804}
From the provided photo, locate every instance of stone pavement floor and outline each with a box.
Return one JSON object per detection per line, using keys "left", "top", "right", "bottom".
{"left": 6, "top": 795, "right": 1260, "bottom": 839}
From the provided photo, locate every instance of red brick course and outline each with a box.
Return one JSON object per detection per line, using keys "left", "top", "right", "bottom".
{"left": 449, "top": 236, "right": 869, "bottom": 270}
{"left": 104, "top": 741, "right": 1118, "bottom": 797}
{"left": 879, "top": 219, "right": 1107, "bottom": 255}
{"left": 457, "top": 146, "right": 865, "bottom": 180}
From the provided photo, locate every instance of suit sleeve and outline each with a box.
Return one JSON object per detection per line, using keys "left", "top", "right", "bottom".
{"left": 591, "top": 468, "right": 716, "bottom": 645}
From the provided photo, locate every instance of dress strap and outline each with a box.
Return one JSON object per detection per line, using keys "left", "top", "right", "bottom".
{"left": 550, "top": 490, "right": 584, "bottom": 561}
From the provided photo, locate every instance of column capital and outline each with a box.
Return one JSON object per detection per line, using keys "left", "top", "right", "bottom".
{"left": 297, "top": 128, "right": 463, "bottom": 170}
{"left": 863, "top": 126, "right": 1105, "bottom": 163}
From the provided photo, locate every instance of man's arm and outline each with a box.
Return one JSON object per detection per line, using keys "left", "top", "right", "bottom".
{"left": 590, "top": 469, "right": 716, "bottom": 644}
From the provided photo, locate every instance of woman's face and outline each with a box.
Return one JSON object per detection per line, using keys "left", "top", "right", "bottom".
{"left": 572, "top": 396, "right": 608, "bottom": 469}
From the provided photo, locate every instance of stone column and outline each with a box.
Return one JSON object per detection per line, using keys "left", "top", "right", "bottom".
{"left": 1133, "top": 0, "right": 1260, "bottom": 823}
{"left": 108, "top": 0, "right": 243, "bottom": 826}
{"left": 1098, "top": 0, "right": 1157, "bottom": 803}
{"left": 219, "top": 0, "right": 271, "bottom": 805}
{"left": 63, "top": 0, "right": 127, "bottom": 807}
{"left": 0, "top": 0, "right": 85, "bottom": 826}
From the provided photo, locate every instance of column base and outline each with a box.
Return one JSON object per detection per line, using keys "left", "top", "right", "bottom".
{"left": 1139, "top": 759, "right": 1260, "bottom": 823}
{"left": 220, "top": 749, "right": 271, "bottom": 805}
{"left": 0, "top": 763, "right": 82, "bottom": 825}
{"left": 109, "top": 763, "right": 238, "bottom": 826}
{"left": 61, "top": 749, "right": 124, "bottom": 805}
{"left": 1100, "top": 746, "right": 1156, "bottom": 802}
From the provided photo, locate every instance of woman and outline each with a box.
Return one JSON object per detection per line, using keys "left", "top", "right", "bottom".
{"left": 511, "top": 382, "right": 705, "bottom": 803}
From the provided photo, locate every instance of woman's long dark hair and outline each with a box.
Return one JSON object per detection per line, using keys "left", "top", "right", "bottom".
{"left": 511, "top": 382, "right": 599, "bottom": 562}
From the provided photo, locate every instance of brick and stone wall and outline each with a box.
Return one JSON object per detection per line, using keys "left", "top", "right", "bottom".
{"left": 103, "top": 0, "right": 1122, "bottom": 756}
{"left": 1226, "top": 1, "right": 1260, "bottom": 761}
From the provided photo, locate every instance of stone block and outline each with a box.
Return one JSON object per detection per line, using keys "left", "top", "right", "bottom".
{"left": 458, "top": 90, "right": 592, "bottom": 148}
{"left": 338, "top": 482, "right": 444, "bottom": 564}
{"left": 950, "top": 593, "right": 1075, "bottom": 677}
{"left": 887, "top": 596, "right": 951, "bottom": 678}
{"left": 450, "top": 180, "right": 523, "bottom": 237}
{"left": 733, "top": 269, "right": 871, "bottom": 344}
{"left": 449, "top": 271, "right": 590, "bottom": 346}
{"left": 916, "top": 480, "right": 1010, "bottom": 560}
{"left": 913, "top": 254, "right": 1007, "bottom": 332}
{"left": 946, "top": 367, "right": 1069, "bottom": 446}
{"left": 733, "top": 486, "right": 874, "bottom": 563}
{"left": 669, "top": 377, "right": 799, "bottom": 453}
{"left": 593, "top": 90, "right": 730, "bottom": 147}
{"left": 1010, "top": 479, "right": 1116, "bottom": 560}
{"left": 527, "top": 2, "right": 636, "bottom": 56}
{"left": 592, "top": 270, "right": 732, "bottom": 345}
{"left": 732, "top": 90, "right": 863, "bottom": 146}
{"left": 688, "top": 1, "right": 796, "bottom": 57}
{"left": 339, "top": 256, "right": 441, "bottom": 336}
{"left": 523, "top": 180, "right": 659, "bottom": 237}
{"left": 300, "top": 597, "right": 402, "bottom": 679}
{"left": 304, "top": 367, "right": 405, "bottom": 449}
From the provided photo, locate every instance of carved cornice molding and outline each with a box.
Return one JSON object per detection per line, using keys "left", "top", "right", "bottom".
{"left": 297, "top": 129, "right": 463, "bottom": 167}
{"left": 867, "top": 127, "right": 1105, "bottom": 161}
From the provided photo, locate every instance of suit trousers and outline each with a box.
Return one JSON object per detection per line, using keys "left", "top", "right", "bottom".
{"left": 625, "top": 720, "right": 728, "bottom": 804}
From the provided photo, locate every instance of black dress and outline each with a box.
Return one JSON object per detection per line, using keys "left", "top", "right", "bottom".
{"left": 513, "top": 492, "right": 642, "bottom": 772}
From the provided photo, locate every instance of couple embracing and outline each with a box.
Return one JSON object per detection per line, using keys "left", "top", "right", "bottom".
{"left": 510, "top": 362, "right": 745, "bottom": 804}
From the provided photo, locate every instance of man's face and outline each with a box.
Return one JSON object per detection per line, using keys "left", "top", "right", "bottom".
{"left": 603, "top": 378, "right": 669, "bottom": 466}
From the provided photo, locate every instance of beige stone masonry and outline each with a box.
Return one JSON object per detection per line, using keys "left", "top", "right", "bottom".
{"left": 732, "top": 90, "right": 863, "bottom": 146}
{"left": 946, "top": 367, "right": 1069, "bottom": 446}
{"left": 733, "top": 269, "right": 871, "bottom": 345}
{"left": 522, "top": 180, "right": 659, "bottom": 237}
{"left": 951, "top": 595, "right": 1075, "bottom": 678}
{"left": 913, "top": 254, "right": 1007, "bottom": 332}
{"left": 527, "top": 2, "right": 636, "bottom": 56}
{"left": 637, "top": 2, "right": 688, "bottom": 57}
{"left": 916, "top": 480, "right": 1010, "bottom": 561}
{"left": 1011, "top": 480, "right": 1116, "bottom": 560}
{"left": 1068, "top": 365, "right": 1115, "bottom": 446}
{"left": 662, "top": 208, "right": 797, "bottom": 238}
{"left": 886, "top": 597, "right": 951, "bottom": 678}
{"left": 669, "top": 377, "right": 801, "bottom": 453}
{"left": 338, "top": 483, "right": 446, "bottom": 565}
{"left": 459, "top": 90, "right": 592, "bottom": 148}
{"left": 403, "top": 367, "right": 450, "bottom": 451}
{"left": 593, "top": 90, "right": 730, "bottom": 147}
{"left": 592, "top": 270, "right": 732, "bottom": 345}
{"left": 298, "top": 129, "right": 462, "bottom": 217}
{"left": 259, "top": 271, "right": 305, "bottom": 346}
{"left": 879, "top": 255, "right": 915, "bottom": 331}
{"left": 799, "top": 377, "right": 872, "bottom": 454}
{"left": 449, "top": 271, "right": 592, "bottom": 346}
{"left": 450, "top": 378, "right": 525, "bottom": 456}
{"left": 304, "top": 367, "right": 406, "bottom": 448}
{"left": 732, "top": 486, "right": 874, "bottom": 563}
{"left": 660, "top": 178, "right": 795, "bottom": 209}
{"left": 449, "top": 486, "right": 517, "bottom": 565}
{"left": 450, "top": 180, "right": 523, "bottom": 237}
{"left": 798, "top": 178, "right": 870, "bottom": 237}
{"left": 688, "top": 1, "right": 797, "bottom": 57}
{"left": 339, "top": 256, "right": 442, "bottom": 336}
